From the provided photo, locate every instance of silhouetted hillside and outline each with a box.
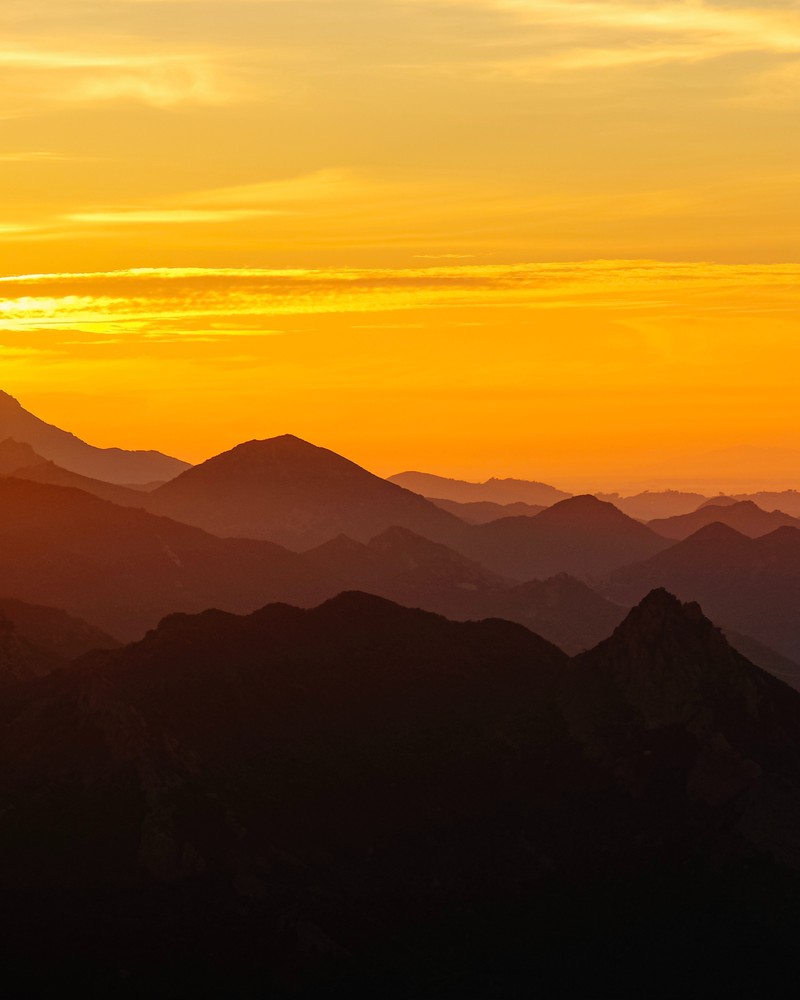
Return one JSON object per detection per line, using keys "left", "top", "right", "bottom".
{"left": 461, "top": 495, "right": 670, "bottom": 580}
{"left": 2, "top": 592, "right": 800, "bottom": 993}
{"left": 147, "top": 436, "right": 467, "bottom": 549}
{"left": 388, "top": 470, "right": 571, "bottom": 505}
{"left": 0, "top": 478, "right": 336, "bottom": 640}
{"left": 649, "top": 500, "right": 800, "bottom": 539}
{"left": 599, "top": 490, "right": 710, "bottom": 520}
{"left": 429, "top": 497, "right": 546, "bottom": 522}
{"left": 0, "top": 391, "right": 189, "bottom": 484}
{"left": 606, "top": 523, "right": 800, "bottom": 661}
{"left": 0, "top": 435, "right": 153, "bottom": 506}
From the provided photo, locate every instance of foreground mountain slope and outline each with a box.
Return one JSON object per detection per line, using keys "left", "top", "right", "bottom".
{"left": 388, "top": 470, "right": 571, "bottom": 506}
{"left": 461, "top": 494, "right": 671, "bottom": 580}
{"left": 606, "top": 523, "right": 800, "bottom": 661}
{"left": 147, "top": 435, "right": 468, "bottom": 549}
{"left": 0, "top": 391, "right": 190, "bottom": 484}
{"left": 2, "top": 592, "right": 800, "bottom": 993}
{"left": 0, "top": 478, "right": 336, "bottom": 640}
{"left": 648, "top": 500, "right": 800, "bottom": 540}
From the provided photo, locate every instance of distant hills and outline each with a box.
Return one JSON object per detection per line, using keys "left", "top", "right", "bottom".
{"left": 606, "top": 522, "right": 800, "bottom": 661}
{"left": 428, "top": 497, "right": 546, "bottom": 523}
{"left": 648, "top": 499, "right": 800, "bottom": 540}
{"left": 3, "top": 590, "right": 800, "bottom": 992}
{"left": 388, "top": 470, "right": 571, "bottom": 506}
{"left": 458, "top": 494, "right": 671, "bottom": 580}
{"left": 0, "top": 391, "right": 189, "bottom": 484}
{"left": 0, "top": 477, "right": 335, "bottom": 640}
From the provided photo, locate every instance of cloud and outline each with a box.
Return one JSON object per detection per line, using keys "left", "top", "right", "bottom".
{"left": 0, "top": 260, "right": 798, "bottom": 336}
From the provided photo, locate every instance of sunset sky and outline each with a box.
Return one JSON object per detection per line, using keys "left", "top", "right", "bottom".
{"left": 1, "top": 0, "right": 799, "bottom": 491}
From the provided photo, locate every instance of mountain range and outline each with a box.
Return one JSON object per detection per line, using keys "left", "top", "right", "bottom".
{"left": 0, "top": 477, "right": 335, "bottom": 640}
{"left": 605, "top": 522, "right": 800, "bottom": 662}
{"left": 648, "top": 499, "right": 800, "bottom": 539}
{"left": 2, "top": 590, "right": 800, "bottom": 993}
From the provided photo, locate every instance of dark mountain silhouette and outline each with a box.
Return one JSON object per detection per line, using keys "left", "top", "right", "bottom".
{"left": 598, "top": 489, "right": 710, "bottom": 520}
{"left": 146, "top": 435, "right": 468, "bottom": 549}
{"left": 0, "top": 391, "right": 190, "bottom": 484}
{"left": 2, "top": 592, "right": 800, "bottom": 993}
{"left": 0, "top": 478, "right": 336, "bottom": 641}
{"left": 460, "top": 494, "right": 670, "bottom": 580}
{"left": 605, "top": 523, "right": 800, "bottom": 661}
{"left": 388, "top": 470, "right": 571, "bottom": 505}
{"left": 428, "top": 497, "right": 546, "bottom": 522}
{"left": 648, "top": 500, "right": 800, "bottom": 540}
{"left": 0, "top": 597, "right": 119, "bottom": 661}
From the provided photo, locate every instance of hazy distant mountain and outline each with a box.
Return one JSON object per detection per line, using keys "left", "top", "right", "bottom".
{"left": 388, "top": 470, "right": 571, "bottom": 506}
{"left": 429, "top": 497, "right": 546, "bottom": 523}
{"left": 606, "top": 522, "right": 800, "bottom": 661}
{"left": 0, "top": 440, "right": 149, "bottom": 507}
{"left": 648, "top": 500, "right": 800, "bottom": 540}
{"left": 306, "top": 526, "right": 625, "bottom": 652}
{"left": 3, "top": 591, "right": 800, "bottom": 993}
{"left": 0, "top": 597, "right": 119, "bottom": 661}
{"left": 733, "top": 490, "right": 800, "bottom": 517}
{"left": 698, "top": 494, "right": 738, "bottom": 509}
{"left": 0, "top": 477, "right": 336, "bottom": 640}
{"left": 460, "top": 495, "right": 670, "bottom": 581}
{"left": 598, "top": 489, "right": 710, "bottom": 520}
{"left": 0, "top": 438, "right": 43, "bottom": 474}
{"left": 0, "top": 391, "right": 190, "bottom": 485}
{"left": 147, "top": 435, "right": 467, "bottom": 549}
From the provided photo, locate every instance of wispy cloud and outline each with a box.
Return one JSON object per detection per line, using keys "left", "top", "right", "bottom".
{"left": 1, "top": 260, "right": 798, "bottom": 335}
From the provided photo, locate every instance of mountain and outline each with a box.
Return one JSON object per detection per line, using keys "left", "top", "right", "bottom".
{"left": 0, "top": 391, "right": 190, "bottom": 484}
{"left": 0, "top": 597, "right": 119, "bottom": 661}
{"left": 648, "top": 500, "right": 800, "bottom": 540}
{"left": 388, "top": 470, "right": 571, "bottom": 506}
{"left": 605, "top": 523, "right": 800, "bottom": 661}
{"left": 307, "top": 527, "right": 622, "bottom": 651}
{"left": 0, "top": 477, "right": 337, "bottom": 640}
{"left": 146, "top": 435, "right": 468, "bottom": 549}
{"left": 599, "top": 489, "right": 710, "bottom": 520}
{"left": 733, "top": 490, "right": 800, "bottom": 517}
{"left": 460, "top": 495, "right": 671, "bottom": 581}
{"left": 2, "top": 592, "right": 800, "bottom": 993}
{"left": 0, "top": 438, "right": 42, "bottom": 474}
{"left": 428, "top": 497, "right": 546, "bottom": 523}
{"left": 698, "top": 494, "right": 738, "bottom": 509}
{"left": 0, "top": 439, "right": 149, "bottom": 507}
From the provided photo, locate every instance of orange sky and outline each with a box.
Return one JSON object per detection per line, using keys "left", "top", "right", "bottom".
{"left": 1, "top": 1, "right": 799, "bottom": 492}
